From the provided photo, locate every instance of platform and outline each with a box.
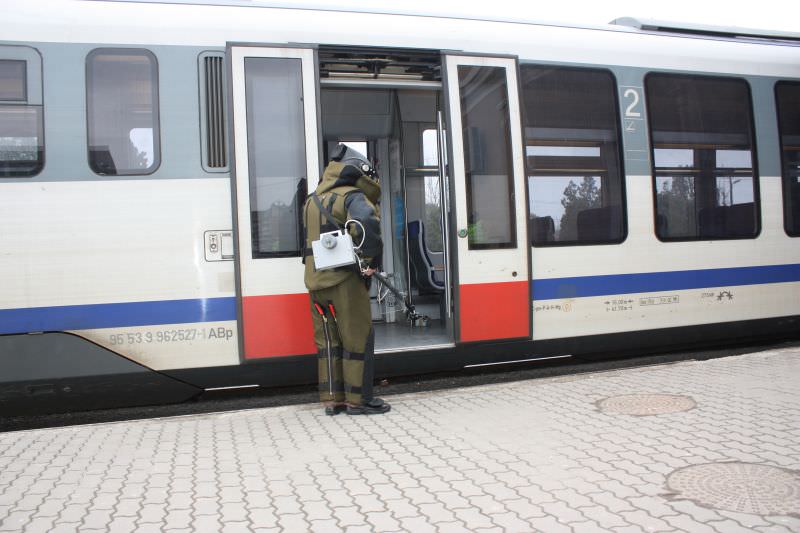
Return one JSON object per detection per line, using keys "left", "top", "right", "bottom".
{"left": 1, "top": 346, "right": 799, "bottom": 532}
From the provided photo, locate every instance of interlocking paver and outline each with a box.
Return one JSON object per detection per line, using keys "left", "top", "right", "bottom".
{"left": 276, "top": 513, "right": 311, "bottom": 531}
{"left": 669, "top": 499, "right": 726, "bottom": 522}
{"left": 619, "top": 509, "right": 673, "bottom": 531}
{"left": 527, "top": 514, "right": 574, "bottom": 533}
{"left": 107, "top": 516, "right": 138, "bottom": 532}
{"left": 192, "top": 496, "right": 219, "bottom": 515}
{"left": 540, "top": 500, "right": 588, "bottom": 524}
{"left": 247, "top": 507, "right": 279, "bottom": 528}
{"left": 331, "top": 506, "right": 365, "bottom": 528}
{"left": 191, "top": 514, "right": 223, "bottom": 533}
{"left": 451, "top": 507, "right": 495, "bottom": 529}
{"left": 163, "top": 509, "right": 193, "bottom": 529}
{"left": 663, "top": 513, "right": 724, "bottom": 533}
{"left": 220, "top": 501, "right": 248, "bottom": 522}
{"left": 448, "top": 479, "right": 484, "bottom": 497}
{"left": 766, "top": 515, "right": 800, "bottom": 530}
{"left": 708, "top": 518, "right": 764, "bottom": 533}
{"left": 49, "top": 522, "right": 83, "bottom": 533}
{"left": 166, "top": 492, "right": 194, "bottom": 510}
{"left": 0, "top": 510, "right": 31, "bottom": 531}
{"left": 383, "top": 498, "right": 418, "bottom": 519}
{"left": 398, "top": 515, "right": 438, "bottom": 532}
{"left": 22, "top": 516, "right": 57, "bottom": 533}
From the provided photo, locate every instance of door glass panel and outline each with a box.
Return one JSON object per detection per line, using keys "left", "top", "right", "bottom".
{"left": 245, "top": 57, "right": 307, "bottom": 258}
{"left": 457, "top": 65, "right": 516, "bottom": 249}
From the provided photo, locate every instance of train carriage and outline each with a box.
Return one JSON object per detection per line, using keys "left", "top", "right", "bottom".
{"left": 1, "top": 0, "right": 799, "bottom": 415}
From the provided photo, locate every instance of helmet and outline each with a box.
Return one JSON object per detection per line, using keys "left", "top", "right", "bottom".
{"left": 330, "top": 143, "right": 378, "bottom": 181}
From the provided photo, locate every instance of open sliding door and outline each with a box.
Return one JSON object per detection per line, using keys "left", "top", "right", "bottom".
{"left": 443, "top": 55, "right": 531, "bottom": 343}
{"left": 229, "top": 45, "right": 320, "bottom": 359}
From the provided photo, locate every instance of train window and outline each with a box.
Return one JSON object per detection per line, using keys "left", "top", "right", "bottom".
{"left": 776, "top": 81, "right": 800, "bottom": 237}
{"left": 422, "top": 128, "right": 447, "bottom": 168}
{"left": 458, "top": 65, "right": 516, "bottom": 249}
{"left": 646, "top": 74, "right": 759, "bottom": 240}
{"left": 0, "top": 60, "right": 26, "bottom": 101}
{"left": 86, "top": 48, "right": 160, "bottom": 176}
{"left": 0, "top": 51, "right": 43, "bottom": 178}
{"left": 520, "top": 66, "right": 625, "bottom": 246}
{"left": 199, "top": 52, "right": 228, "bottom": 171}
{"left": 245, "top": 57, "right": 307, "bottom": 258}
{"left": 422, "top": 129, "right": 438, "bottom": 166}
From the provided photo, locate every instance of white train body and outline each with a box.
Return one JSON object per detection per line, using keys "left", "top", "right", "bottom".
{"left": 0, "top": 0, "right": 798, "bottom": 413}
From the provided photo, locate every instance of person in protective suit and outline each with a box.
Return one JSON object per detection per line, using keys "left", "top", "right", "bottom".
{"left": 303, "top": 144, "right": 391, "bottom": 416}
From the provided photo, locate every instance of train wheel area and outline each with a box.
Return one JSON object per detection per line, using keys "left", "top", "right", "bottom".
{"left": 1, "top": 341, "right": 799, "bottom": 531}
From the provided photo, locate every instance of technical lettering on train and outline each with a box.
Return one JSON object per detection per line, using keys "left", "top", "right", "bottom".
{"left": 606, "top": 299, "right": 635, "bottom": 312}
{"left": 639, "top": 295, "right": 680, "bottom": 306}
{"left": 534, "top": 304, "right": 563, "bottom": 312}
{"left": 108, "top": 327, "right": 235, "bottom": 346}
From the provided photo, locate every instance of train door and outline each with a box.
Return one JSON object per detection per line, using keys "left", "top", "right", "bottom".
{"left": 229, "top": 45, "right": 320, "bottom": 359}
{"left": 317, "top": 86, "right": 455, "bottom": 353}
{"left": 442, "top": 55, "right": 531, "bottom": 342}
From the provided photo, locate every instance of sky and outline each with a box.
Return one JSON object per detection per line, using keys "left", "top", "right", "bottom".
{"left": 295, "top": 0, "right": 799, "bottom": 35}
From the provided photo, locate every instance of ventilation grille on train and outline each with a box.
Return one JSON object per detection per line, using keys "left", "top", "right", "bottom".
{"left": 204, "top": 55, "right": 227, "bottom": 169}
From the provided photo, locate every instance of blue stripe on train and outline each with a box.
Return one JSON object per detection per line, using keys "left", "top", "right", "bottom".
{"left": 0, "top": 297, "right": 237, "bottom": 335}
{"left": 2, "top": 263, "right": 799, "bottom": 333}
{"left": 532, "top": 263, "right": 800, "bottom": 301}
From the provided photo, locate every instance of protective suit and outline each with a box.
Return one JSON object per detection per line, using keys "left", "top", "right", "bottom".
{"left": 303, "top": 144, "right": 390, "bottom": 415}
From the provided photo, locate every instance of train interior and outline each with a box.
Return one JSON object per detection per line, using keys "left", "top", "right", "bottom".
{"left": 318, "top": 47, "right": 453, "bottom": 353}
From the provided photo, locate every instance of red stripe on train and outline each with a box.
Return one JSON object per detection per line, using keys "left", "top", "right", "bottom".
{"left": 242, "top": 293, "right": 316, "bottom": 358}
{"left": 459, "top": 281, "right": 530, "bottom": 342}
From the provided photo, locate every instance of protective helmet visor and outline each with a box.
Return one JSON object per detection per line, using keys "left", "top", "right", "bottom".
{"left": 330, "top": 144, "right": 378, "bottom": 181}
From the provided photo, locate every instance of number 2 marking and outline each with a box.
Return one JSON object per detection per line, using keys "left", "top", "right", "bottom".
{"left": 624, "top": 88, "right": 641, "bottom": 118}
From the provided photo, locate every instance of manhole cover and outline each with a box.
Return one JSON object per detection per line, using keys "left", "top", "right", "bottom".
{"left": 597, "top": 393, "right": 695, "bottom": 416}
{"left": 667, "top": 462, "right": 800, "bottom": 516}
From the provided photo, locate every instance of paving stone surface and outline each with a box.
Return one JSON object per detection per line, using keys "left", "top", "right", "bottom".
{"left": 1, "top": 347, "right": 800, "bottom": 532}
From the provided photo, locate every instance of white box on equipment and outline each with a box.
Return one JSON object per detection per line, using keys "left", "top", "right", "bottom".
{"left": 311, "top": 230, "right": 357, "bottom": 271}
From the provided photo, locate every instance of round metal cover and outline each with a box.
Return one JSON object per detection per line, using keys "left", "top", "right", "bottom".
{"left": 596, "top": 393, "right": 696, "bottom": 416}
{"left": 667, "top": 462, "right": 800, "bottom": 516}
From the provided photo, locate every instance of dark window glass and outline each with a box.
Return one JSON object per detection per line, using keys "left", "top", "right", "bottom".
{"left": 776, "top": 82, "right": 800, "bottom": 236}
{"left": 245, "top": 57, "right": 307, "bottom": 258}
{"left": 520, "top": 66, "right": 625, "bottom": 245}
{"left": 458, "top": 65, "right": 515, "bottom": 249}
{"left": 87, "top": 49, "right": 160, "bottom": 175}
{"left": 0, "top": 105, "right": 43, "bottom": 177}
{"left": 0, "top": 60, "right": 26, "bottom": 101}
{"left": 647, "top": 74, "right": 758, "bottom": 240}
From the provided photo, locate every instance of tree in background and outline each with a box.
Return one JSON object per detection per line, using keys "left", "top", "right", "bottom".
{"left": 656, "top": 176, "right": 696, "bottom": 237}
{"left": 559, "top": 176, "right": 600, "bottom": 241}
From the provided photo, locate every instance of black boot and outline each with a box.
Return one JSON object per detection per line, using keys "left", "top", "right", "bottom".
{"left": 324, "top": 403, "right": 347, "bottom": 416}
{"left": 346, "top": 400, "right": 391, "bottom": 415}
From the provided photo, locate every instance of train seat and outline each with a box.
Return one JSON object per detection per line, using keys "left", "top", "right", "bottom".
{"left": 576, "top": 205, "right": 622, "bottom": 242}
{"left": 698, "top": 202, "right": 755, "bottom": 238}
{"left": 408, "top": 220, "right": 445, "bottom": 294}
{"left": 531, "top": 215, "right": 555, "bottom": 243}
